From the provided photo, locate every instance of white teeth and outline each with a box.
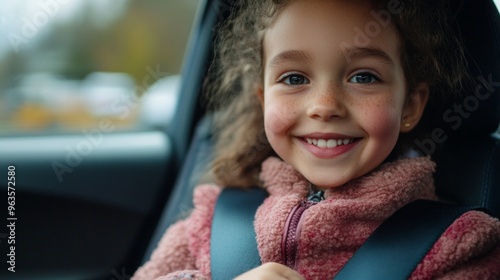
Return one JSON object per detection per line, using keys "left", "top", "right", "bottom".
{"left": 327, "top": 139, "right": 337, "bottom": 148}
{"left": 305, "top": 138, "right": 354, "bottom": 149}
{"left": 317, "top": 139, "right": 327, "bottom": 148}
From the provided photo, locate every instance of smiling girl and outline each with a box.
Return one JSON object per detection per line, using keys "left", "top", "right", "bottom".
{"left": 133, "top": 0, "right": 500, "bottom": 279}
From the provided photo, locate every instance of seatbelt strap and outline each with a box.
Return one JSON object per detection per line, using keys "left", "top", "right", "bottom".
{"left": 210, "top": 187, "right": 268, "bottom": 280}
{"left": 334, "top": 200, "right": 486, "bottom": 280}
{"left": 211, "top": 190, "right": 485, "bottom": 280}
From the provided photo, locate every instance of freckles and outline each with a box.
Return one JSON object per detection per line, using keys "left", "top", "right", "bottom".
{"left": 370, "top": 94, "right": 401, "bottom": 121}
{"left": 360, "top": 103, "right": 400, "bottom": 136}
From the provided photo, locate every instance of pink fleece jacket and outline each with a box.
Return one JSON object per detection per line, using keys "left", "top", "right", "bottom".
{"left": 133, "top": 157, "right": 500, "bottom": 280}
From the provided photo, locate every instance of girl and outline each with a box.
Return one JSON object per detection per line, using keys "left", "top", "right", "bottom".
{"left": 134, "top": 0, "right": 500, "bottom": 279}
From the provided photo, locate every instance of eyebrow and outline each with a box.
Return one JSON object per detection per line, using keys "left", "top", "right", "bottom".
{"left": 267, "top": 47, "right": 395, "bottom": 70}
{"left": 267, "top": 50, "right": 312, "bottom": 69}
{"left": 343, "top": 47, "right": 395, "bottom": 66}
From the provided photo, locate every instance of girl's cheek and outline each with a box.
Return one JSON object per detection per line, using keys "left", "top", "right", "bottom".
{"left": 357, "top": 97, "right": 403, "bottom": 135}
{"left": 363, "top": 107, "right": 401, "bottom": 139}
{"left": 263, "top": 102, "right": 294, "bottom": 135}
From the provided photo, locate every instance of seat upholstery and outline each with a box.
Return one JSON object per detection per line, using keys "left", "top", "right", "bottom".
{"left": 430, "top": 0, "right": 500, "bottom": 216}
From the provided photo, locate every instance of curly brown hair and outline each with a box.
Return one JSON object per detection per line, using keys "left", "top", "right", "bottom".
{"left": 204, "top": 0, "right": 468, "bottom": 187}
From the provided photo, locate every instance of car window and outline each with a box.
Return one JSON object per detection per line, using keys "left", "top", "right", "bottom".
{"left": 0, "top": 0, "right": 199, "bottom": 135}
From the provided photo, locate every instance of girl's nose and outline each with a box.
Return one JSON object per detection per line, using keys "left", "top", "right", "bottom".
{"left": 307, "top": 87, "right": 346, "bottom": 121}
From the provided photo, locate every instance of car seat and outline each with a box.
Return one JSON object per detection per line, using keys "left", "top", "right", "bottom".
{"left": 141, "top": 0, "right": 500, "bottom": 265}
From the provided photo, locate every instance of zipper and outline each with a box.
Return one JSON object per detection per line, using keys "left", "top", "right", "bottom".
{"left": 281, "top": 191, "right": 324, "bottom": 269}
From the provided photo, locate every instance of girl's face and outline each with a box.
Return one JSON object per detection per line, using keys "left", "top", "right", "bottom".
{"left": 260, "top": 0, "right": 428, "bottom": 189}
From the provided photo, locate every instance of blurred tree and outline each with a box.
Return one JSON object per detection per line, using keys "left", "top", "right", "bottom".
{"left": 0, "top": 0, "right": 200, "bottom": 132}
{"left": 0, "top": 0, "right": 199, "bottom": 86}
{"left": 90, "top": 1, "right": 199, "bottom": 90}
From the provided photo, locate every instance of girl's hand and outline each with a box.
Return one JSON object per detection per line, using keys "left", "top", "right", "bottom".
{"left": 234, "top": 262, "right": 305, "bottom": 280}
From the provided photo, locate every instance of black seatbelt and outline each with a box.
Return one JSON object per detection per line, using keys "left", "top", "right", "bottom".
{"left": 334, "top": 200, "right": 485, "bottom": 280}
{"left": 210, "top": 187, "right": 268, "bottom": 280}
{"left": 210, "top": 189, "right": 485, "bottom": 280}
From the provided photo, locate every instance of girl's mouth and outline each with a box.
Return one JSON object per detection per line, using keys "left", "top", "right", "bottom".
{"left": 303, "top": 137, "right": 357, "bottom": 149}
{"left": 300, "top": 137, "right": 361, "bottom": 159}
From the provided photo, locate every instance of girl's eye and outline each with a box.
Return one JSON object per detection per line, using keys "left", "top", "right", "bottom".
{"left": 279, "top": 74, "right": 310, "bottom": 85}
{"left": 349, "top": 72, "right": 380, "bottom": 84}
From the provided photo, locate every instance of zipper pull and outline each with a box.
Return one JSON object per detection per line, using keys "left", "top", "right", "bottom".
{"left": 307, "top": 190, "right": 325, "bottom": 203}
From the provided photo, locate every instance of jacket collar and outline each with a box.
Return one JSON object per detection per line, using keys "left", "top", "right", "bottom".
{"left": 259, "top": 156, "right": 437, "bottom": 203}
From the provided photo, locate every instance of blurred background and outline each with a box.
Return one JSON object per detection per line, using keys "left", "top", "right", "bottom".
{"left": 0, "top": 0, "right": 199, "bottom": 135}
{"left": 0, "top": 0, "right": 499, "bottom": 136}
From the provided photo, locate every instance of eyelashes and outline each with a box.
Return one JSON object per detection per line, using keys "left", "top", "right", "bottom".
{"left": 277, "top": 71, "right": 381, "bottom": 86}
{"left": 348, "top": 72, "right": 381, "bottom": 84}
{"left": 277, "top": 73, "right": 310, "bottom": 85}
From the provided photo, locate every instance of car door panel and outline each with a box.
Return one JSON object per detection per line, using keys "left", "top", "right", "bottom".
{"left": 0, "top": 131, "right": 176, "bottom": 279}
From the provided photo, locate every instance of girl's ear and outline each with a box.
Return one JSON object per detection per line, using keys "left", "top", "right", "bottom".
{"left": 256, "top": 86, "right": 264, "bottom": 108}
{"left": 401, "top": 82, "right": 429, "bottom": 133}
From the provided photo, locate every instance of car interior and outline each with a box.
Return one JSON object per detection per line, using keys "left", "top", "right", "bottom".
{"left": 0, "top": 0, "right": 498, "bottom": 279}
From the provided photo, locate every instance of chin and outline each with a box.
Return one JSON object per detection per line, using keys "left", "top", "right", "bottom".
{"left": 308, "top": 177, "right": 350, "bottom": 190}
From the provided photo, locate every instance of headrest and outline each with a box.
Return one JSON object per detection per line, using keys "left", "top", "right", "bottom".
{"left": 425, "top": 0, "right": 500, "bottom": 139}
